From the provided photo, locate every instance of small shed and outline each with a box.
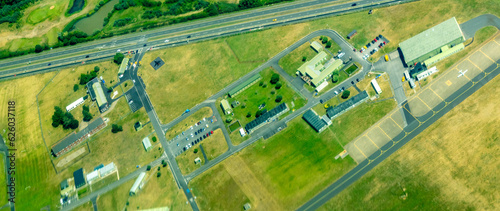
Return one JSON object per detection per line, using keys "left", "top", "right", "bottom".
{"left": 194, "top": 157, "right": 201, "bottom": 164}
{"left": 347, "top": 30, "right": 357, "bottom": 39}
{"left": 239, "top": 128, "right": 246, "bottom": 137}
{"left": 134, "top": 122, "right": 143, "bottom": 131}
{"left": 142, "top": 137, "right": 152, "bottom": 151}
{"left": 244, "top": 203, "right": 252, "bottom": 210}
{"left": 371, "top": 79, "right": 382, "bottom": 94}
{"left": 310, "top": 41, "right": 323, "bottom": 53}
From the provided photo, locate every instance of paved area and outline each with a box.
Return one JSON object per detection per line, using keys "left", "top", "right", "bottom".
{"left": 460, "top": 14, "right": 500, "bottom": 39}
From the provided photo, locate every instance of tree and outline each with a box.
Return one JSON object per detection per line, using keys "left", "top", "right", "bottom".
{"left": 152, "top": 136, "right": 157, "bottom": 142}
{"left": 94, "top": 66, "right": 100, "bottom": 72}
{"left": 73, "top": 84, "right": 79, "bottom": 92}
{"left": 271, "top": 90, "right": 275, "bottom": 95}
{"left": 83, "top": 105, "right": 89, "bottom": 112}
{"left": 114, "top": 53, "right": 125, "bottom": 64}
{"left": 147, "top": 165, "right": 151, "bottom": 171}
{"left": 239, "top": 0, "right": 262, "bottom": 9}
{"left": 332, "top": 75, "right": 339, "bottom": 83}
{"left": 162, "top": 160, "right": 167, "bottom": 167}
{"left": 62, "top": 112, "right": 75, "bottom": 129}
{"left": 341, "top": 90, "right": 351, "bottom": 99}
{"left": 302, "top": 56, "right": 307, "bottom": 62}
{"left": 275, "top": 83, "right": 282, "bottom": 90}
{"left": 255, "top": 110, "right": 263, "bottom": 118}
{"left": 83, "top": 111, "right": 92, "bottom": 122}
{"left": 157, "top": 166, "right": 160, "bottom": 171}
{"left": 51, "top": 107, "right": 64, "bottom": 127}
{"left": 157, "top": 172, "right": 161, "bottom": 177}
{"left": 246, "top": 112, "right": 252, "bottom": 118}
{"left": 275, "top": 95, "right": 283, "bottom": 102}
{"left": 194, "top": 149, "right": 198, "bottom": 153}
{"left": 69, "top": 36, "right": 78, "bottom": 45}
{"left": 69, "top": 119, "right": 79, "bottom": 129}
{"left": 35, "top": 44, "right": 43, "bottom": 53}
{"left": 326, "top": 40, "right": 332, "bottom": 48}
{"left": 225, "top": 115, "right": 233, "bottom": 123}
{"left": 259, "top": 81, "right": 263, "bottom": 86}
{"left": 111, "top": 124, "right": 123, "bottom": 133}
{"left": 270, "top": 73, "right": 280, "bottom": 84}
{"left": 322, "top": 36, "right": 328, "bottom": 44}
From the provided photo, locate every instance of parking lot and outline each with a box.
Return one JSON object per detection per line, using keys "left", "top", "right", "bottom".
{"left": 171, "top": 116, "right": 224, "bottom": 156}
{"left": 354, "top": 34, "right": 390, "bottom": 60}
{"left": 345, "top": 33, "right": 500, "bottom": 163}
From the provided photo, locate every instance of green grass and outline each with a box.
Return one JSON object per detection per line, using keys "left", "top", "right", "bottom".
{"left": 45, "top": 28, "right": 61, "bottom": 46}
{"left": 220, "top": 68, "right": 306, "bottom": 127}
{"left": 317, "top": 70, "right": 349, "bottom": 95}
{"left": 313, "top": 96, "right": 340, "bottom": 116}
{"left": 190, "top": 164, "right": 250, "bottom": 210}
{"left": 0, "top": 154, "right": 5, "bottom": 203}
{"left": 201, "top": 129, "right": 228, "bottom": 160}
{"left": 345, "top": 63, "right": 359, "bottom": 75}
{"left": 7, "top": 37, "right": 44, "bottom": 52}
{"left": 236, "top": 118, "right": 357, "bottom": 209}
{"left": 332, "top": 99, "right": 396, "bottom": 146}
{"left": 228, "top": 121, "right": 241, "bottom": 132}
{"left": 27, "top": 3, "right": 64, "bottom": 24}
{"left": 90, "top": 174, "right": 118, "bottom": 192}
{"left": 229, "top": 130, "right": 248, "bottom": 146}
{"left": 97, "top": 179, "right": 135, "bottom": 210}
{"left": 278, "top": 42, "right": 319, "bottom": 77}
{"left": 73, "top": 201, "right": 94, "bottom": 211}
{"left": 77, "top": 186, "right": 90, "bottom": 198}
{"left": 176, "top": 145, "right": 205, "bottom": 175}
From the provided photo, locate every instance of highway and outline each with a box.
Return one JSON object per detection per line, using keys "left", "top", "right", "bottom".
{"left": 0, "top": 0, "right": 417, "bottom": 80}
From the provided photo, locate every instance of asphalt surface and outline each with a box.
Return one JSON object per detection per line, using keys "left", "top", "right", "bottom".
{"left": 297, "top": 58, "right": 500, "bottom": 210}
{"left": 460, "top": 14, "right": 500, "bottom": 40}
{"left": 0, "top": 0, "right": 417, "bottom": 81}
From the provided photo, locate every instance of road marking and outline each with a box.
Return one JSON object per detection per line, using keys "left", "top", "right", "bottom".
{"left": 353, "top": 142, "right": 368, "bottom": 159}
{"left": 492, "top": 39, "right": 500, "bottom": 47}
{"left": 378, "top": 126, "right": 392, "bottom": 140}
{"left": 478, "top": 50, "right": 497, "bottom": 64}
{"left": 416, "top": 96, "right": 432, "bottom": 110}
{"left": 402, "top": 102, "right": 421, "bottom": 123}
{"left": 365, "top": 135, "right": 380, "bottom": 149}
{"left": 466, "top": 58, "right": 485, "bottom": 73}
{"left": 389, "top": 115, "right": 404, "bottom": 130}
{"left": 429, "top": 88, "right": 445, "bottom": 101}
{"left": 445, "top": 80, "right": 452, "bottom": 86}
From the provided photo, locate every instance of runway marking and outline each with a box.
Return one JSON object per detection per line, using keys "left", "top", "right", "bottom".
{"left": 389, "top": 116, "right": 403, "bottom": 130}
{"left": 365, "top": 135, "right": 380, "bottom": 149}
{"left": 378, "top": 126, "right": 392, "bottom": 140}
{"left": 429, "top": 88, "right": 445, "bottom": 101}
{"left": 492, "top": 39, "right": 500, "bottom": 47}
{"left": 467, "top": 58, "right": 485, "bottom": 73}
{"left": 446, "top": 80, "right": 452, "bottom": 86}
{"left": 478, "top": 50, "right": 497, "bottom": 64}
{"left": 402, "top": 103, "right": 421, "bottom": 123}
{"left": 353, "top": 142, "right": 368, "bottom": 159}
{"left": 416, "top": 96, "right": 432, "bottom": 110}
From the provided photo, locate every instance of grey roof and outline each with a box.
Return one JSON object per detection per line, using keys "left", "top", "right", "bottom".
{"left": 303, "top": 110, "right": 327, "bottom": 132}
{"left": 399, "top": 17, "right": 464, "bottom": 64}
{"left": 94, "top": 164, "right": 104, "bottom": 171}
{"left": 327, "top": 91, "right": 369, "bottom": 119}
{"left": 228, "top": 74, "right": 261, "bottom": 97}
{"left": 245, "top": 103, "right": 288, "bottom": 132}
{"left": 409, "top": 62, "right": 426, "bottom": 78}
{"left": 347, "top": 30, "right": 357, "bottom": 37}
{"left": 73, "top": 168, "right": 86, "bottom": 188}
{"left": 60, "top": 179, "right": 69, "bottom": 190}
{"left": 52, "top": 117, "right": 105, "bottom": 155}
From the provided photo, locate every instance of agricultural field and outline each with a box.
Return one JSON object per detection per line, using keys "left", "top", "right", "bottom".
{"left": 140, "top": 38, "right": 259, "bottom": 123}
{"left": 165, "top": 107, "right": 213, "bottom": 140}
{"left": 320, "top": 62, "right": 500, "bottom": 210}
{"left": 128, "top": 165, "right": 191, "bottom": 210}
{"left": 217, "top": 68, "right": 306, "bottom": 127}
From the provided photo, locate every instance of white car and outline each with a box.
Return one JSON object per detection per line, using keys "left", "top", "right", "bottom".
{"left": 164, "top": 39, "right": 170, "bottom": 43}
{"left": 334, "top": 91, "right": 338, "bottom": 95}
{"left": 117, "top": 49, "right": 121, "bottom": 52}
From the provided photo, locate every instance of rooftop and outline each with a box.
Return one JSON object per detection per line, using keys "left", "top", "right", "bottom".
{"left": 118, "top": 57, "right": 130, "bottom": 75}
{"left": 327, "top": 91, "right": 369, "bottom": 119}
{"left": 73, "top": 168, "right": 86, "bottom": 188}
{"left": 310, "top": 59, "right": 343, "bottom": 86}
{"left": 245, "top": 103, "right": 288, "bottom": 132}
{"left": 228, "top": 74, "right": 261, "bottom": 97}
{"left": 303, "top": 109, "right": 327, "bottom": 132}
{"left": 399, "top": 17, "right": 464, "bottom": 64}
{"left": 92, "top": 82, "right": 108, "bottom": 107}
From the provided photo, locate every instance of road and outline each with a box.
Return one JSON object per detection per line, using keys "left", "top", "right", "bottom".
{"left": 0, "top": 0, "right": 417, "bottom": 80}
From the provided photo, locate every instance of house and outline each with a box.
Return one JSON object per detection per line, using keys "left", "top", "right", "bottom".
{"left": 194, "top": 157, "right": 201, "bottom": 164}
{"left": 220, "top": 99, "right": 232, "bottom": 115}
{"left": 239, "top": 128, "right": 246, "bottom": 137}
{"left": 86, "top": 170, "right": 100, "bottom": 184}
{"left": 73, "top": 168, "right": 86, "bottom": 189}
{"left": 51, "top": 117, "right": 107, "bottom": 157}
{"left": 310, "top": 41, "right": 323, "bottom": 52}
{"left": 142, "top": 137, "right": 152, "bottom": 151}
{"left": 327, "top": 91, "right": 369, "bottom": 119}
{"left": 99, "top": 162, "right": 117, "bottom": 178}
{"left": 302, "top": 109, "right": 328, "bottom": 133}
{"left": 245, "top": 103, "right": 289, "bottom": 134}
{"left": 130, "top": 172, "right": 146, "bottom": 196}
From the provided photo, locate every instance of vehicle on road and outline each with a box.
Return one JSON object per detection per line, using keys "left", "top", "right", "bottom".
{"left": 143, "top": 44, "right": 147, "bottom": 47}
{"left": 128, "top": 100, "right": 133, "bottom": 104}
{"left": 272, "top": 18, "right": 277, "bottom": 21}
{"left": 187, "top": 35, "right": 192, "bottom": 38}
{"left": 85, "top": 55, "right": 90, "bottom": 58}
{"left": 47, "top": 63, "right": 51, "bottom": 66}
{"left": 368, "top": 9, "right": 373, "bottom": 14}
{"left": 351, "top": 3, "right": 357, "bottom": 6}
{"left": 385, "top": 55, "right": 390, "bottom": 61}
{"left": 334, "top": 90, "right": 338, "bottom": 95}
{"left": 164, "top": 39, "right": 169, "bottom": 43}
{"left": 117, "top": 49, "right": 121, "bottom": 52}
{"left": 210, "top": 131, "right": 213, "bottom": 134}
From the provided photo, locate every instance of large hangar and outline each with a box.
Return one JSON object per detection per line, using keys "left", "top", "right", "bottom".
{"left": 399, "top": 17, "right": 465, "bottom": 67}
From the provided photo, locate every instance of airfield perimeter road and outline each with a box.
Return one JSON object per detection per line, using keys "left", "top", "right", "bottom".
{"left": 298, "top": 58, "right": 500, "bottom": 210}
{"left": 0, "top": 0, "right": 418, "bottom": 80}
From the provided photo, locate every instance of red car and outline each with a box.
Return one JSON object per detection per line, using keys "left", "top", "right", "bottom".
{"left": 210, "top": 131, "right": 213, "bottom": 134}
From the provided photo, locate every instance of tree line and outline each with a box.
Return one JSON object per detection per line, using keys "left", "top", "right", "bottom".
{"left": 0, "top": 0, "right": 38, "bottom": 24}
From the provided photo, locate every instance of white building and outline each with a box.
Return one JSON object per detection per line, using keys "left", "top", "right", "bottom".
{"left": 130, "top": 172, "right": 146, "bottom": 196}
{"left": 86, "top": 170, "right": 100, "bottom": 183}
{"left": 416, "top": 66, "right": 438, "bottom": 81}
{"left": 239, "top": 128, "right": 246, "bottom": 137}
{"left": 315, "top": 81, "right": 329, "bottom": 92}
{"left": 66, "top": 97, "right": 85, "bottom": 112}
{"left": 99, "top": 162, "right": 116, "bottom": 177}
{"left": 142, "top": 137, "right": 152, "bottom": 151}
{"left": 371, "top": 79, "right": 382, "bottom": 94}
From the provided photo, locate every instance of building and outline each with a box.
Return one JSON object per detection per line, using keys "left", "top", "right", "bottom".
{"left": 403, "top": 70, "right": 411, "bottom": 81}
{"left": 220, "top": 99, "right": 232, "bottom": 115}
{"left": 87, "top": 78, "right": 109, "bottom": 113}
{"left": 118, "top": 57, "right": 130, "bottom": 77}
{"left": 73, "top": 168, "right": 86, "bottom": 189}
{"left": 315, "top": 81, "right": 328, "bottom": 92}
{"left": 416, "top": 66, "right": 439, "bottom": 81}
{"left": 66, "top": 97, "right": 85, "bottom": 112}
{"left": 86, "top": 170, "right": 100, "bottom": 183}
{"left": 130, "top": 172, "right": 146, "bottom": 196}
{"left": 408, "top": 78, "right": 416, "bottom": 89}
{"left": 239, "top": 128, "right": 246, "bottom": 137}
{"left": 244, "top": 203, "right": 252, "bottom": 210}
{"left": 409, "top": 62, "right": 426, "bottom": 79}
{"left": 60, "top": 179, "right": 74, "bottom": 196}
{"left": 228, "top": 74, "right": 261, "bottom": 97}
{"left": 423, "top": 43, "right": 464, "bottom": 66}
{"left": 310, "top": 41, "right": 323, "bottom": 53}
{"left": 99, "top": 162, "right": 117, "bottom": 178}
{"left": 371, "top": 78, "right": 382, "bottom": 94}
{"left": 134, "top": 122, "right": 143, "bottom": 131}
{"left": 399, "top": 17, "right": 465, "bottom": 66}
{"left": 245, "top": 103, "right": 289, "bottom": 134}
{"left": 51, "top": 117, "right": 107, "bottom": 157}
{"left": 194, "top": 157, "right": 201, "bottom": 164}
{"left": 94, "top": 164, "right": 104, "bottom": 171}
{"left": 302, "top": 109, "right": 328, "bottom": 133}
{"left": 142, "top": 137, "right": 152, "bottom": 151}
{"left": 347, "top": 30, "right": 357, "bottom": 39}
{"left": 297, "top": 51, "right": 343, "bottom": 87}
{"left": 327, "top": 91, "right": 369, "bottom": 119}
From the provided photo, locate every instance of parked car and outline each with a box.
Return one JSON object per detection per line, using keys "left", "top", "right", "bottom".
{"left": 203, "top": 135, "right": 206, "bottom": 138}
{"left": 378, "top": 34, "right": 383, "bottom": 39}
{"left": 47, "top": 63, "right": 51, "bottom": 66}
{"left": 211, "top": 131, "right": 213, "bottom": 134}
{"left": 351, "top": 3, "right": 357, "bottom": 6}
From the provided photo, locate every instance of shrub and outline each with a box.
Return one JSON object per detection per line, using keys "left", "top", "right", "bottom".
{"left": 302, "top": 56, "right": 307, "bottom": 62}
{"left": 270, "top": 73, "right": 280, "bottom": 84}
{"left": 111, "top": 124, "right": 123, "bottom": 133}
{"left": 194, "top": 149, "right": 198, "bottom": 153}
{"left": 73, "top": 84, "right": 79, "bottom": 92}
{"left": 259, "top": 81, "right": 263, "bottom": 86}
{"left": 275, "top": 83, "right": 282, "bottom": 90}
{"left": 326, "top": 40, "right": 332, "bottom": 48}
{"left": 341, "top": 90, "right": 351, "bottom": 99}
{"left": 271, "top": 90, "right": 275, "bottom": 95}
{"left": 35, "top": 44, "right": 43, "bottom": 53}
{"left": 246, "top": 112, "right": 252, "bottom": 117}
{"left": 275, "top": 95, "right": 283, "bottom": 102}
{"left": 114, "top": 53, "right": 124, "bottom": 64}
{"left": 332, "top": 75, "right": 339, "bottom": 83}
{"left": 147, "top": 165, "right": 151, "bottom": 171}
{"left": 152, "top": 136, "right": 157, "bottom": 142}
{"left": 94, "top": 66, "right": 100, "bottom": 72}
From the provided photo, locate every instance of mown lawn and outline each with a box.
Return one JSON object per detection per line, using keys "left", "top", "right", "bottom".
{"left": 97, "top": 179, "right": 135, "bottom": 210}
{"left": 278, "top": 42, "right": 323, "bottom": 77}
{"left": 201, "top": 129, "right": 228, "bottom": 160}
{"left": 165, "top": 107, "right": 212, "bottom": 140}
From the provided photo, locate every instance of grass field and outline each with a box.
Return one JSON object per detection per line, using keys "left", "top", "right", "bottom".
{"left": 190, "top": 164, "right": 250, "bottom": 210}
{"left": 73, "top": 201, "right": 93, "bottom": 211}
{"left": 229, "top": 130, "right": 248, "bottom": 146}
{"left": 201, "top": 129, "right": 228, "bottom": 160}
{"left": 317, "top": 70, "right": 349, "bottom": 95}
{"left": 96, "top": 178, "right": 135, "bottom": 210}
{"left": 90, "top": 173, "right": 118, "bottom": 192}
{"left": 26, "top": 0, "right": 67, "bottom": 25}
{"left": 128, "top": 167, "right": 191, "bottom": 210}
{"left": 165, "top": 107, "right": 212, "bottom": 140}
{"left": 320, "top": 60, "right": 500, "bottom": 211}
{"left": 140, "top": 38, "right": 259, "bottom": 124}
{"left": 0, "top": 154, "right": 5, "bottom": 204}
{"left": 218, "top": 68, "right": 306, "bottom": 127}
{"left": 176, "top": 145, "right": 205, "bottom": 175}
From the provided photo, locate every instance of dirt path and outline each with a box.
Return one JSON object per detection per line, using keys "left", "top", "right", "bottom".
{"left": 224, "top": 156, "right": 282, "bottom": 211}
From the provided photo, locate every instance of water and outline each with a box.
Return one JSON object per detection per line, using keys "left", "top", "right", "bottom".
{"left": 73, "top": 0, "right": 119, "bottom": 35}
{"left": 68, "top": 0, "right": 85, "bottom": 14}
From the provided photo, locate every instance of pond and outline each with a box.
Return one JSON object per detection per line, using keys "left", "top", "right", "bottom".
{"left": 68, "top": 0, "right": 86, "bottom": 14}
{"left": 72, "top": 0, "right": 119, "bottom": 35}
